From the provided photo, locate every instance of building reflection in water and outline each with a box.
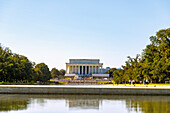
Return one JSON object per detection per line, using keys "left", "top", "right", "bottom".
{"left": 66, "top": 99, "right": 101, "bottom": 110}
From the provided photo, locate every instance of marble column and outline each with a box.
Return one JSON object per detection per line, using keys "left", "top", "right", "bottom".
{"left": 72, "top": 65, "right": 74, "bottom": 73}
{"left": 68, "top": 66, "right": 70, "bottom": 74}
{"left": 69, "top": 66, "right": 70, "bottom": 74}
{"left": 71, "top": 66, "right": 72, "bottom": 73}
{"left": 78, "top": 66, "right": 80, "bottom": 74}
{"left": 75, "top": 65, "right": 77, "bottom": 74}
{"left": 85, "top": 66, "right": 87, "bottom": 74}
{"left": 98, "top": 66, "right": 100, "bottom": 74}
{"left": 70, "top": 66, "right": 71, "bottom": 73}
{"left": 73, "top": 65, "right": 75, "bottom": 73}
{"left": 101, "top": 66, "right": 103, "bottom": 74}
{"left": 69, "top": 66, "right": 71, "bottom": 73}
{"left": 77, "top": 66, "right": 79, "bottom": 74}
{"left": 74, "top": 65, "right": 75, "bottom": 73}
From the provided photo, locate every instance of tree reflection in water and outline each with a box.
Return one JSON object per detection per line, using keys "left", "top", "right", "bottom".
{"left": 0, "top": 95, "right": 30, "bottom": 112}
{"left": 125, "top": 96, "right": 170, "bottom": 113}
{"left": 0, "top": 94, "right": 169, "bottom": 113}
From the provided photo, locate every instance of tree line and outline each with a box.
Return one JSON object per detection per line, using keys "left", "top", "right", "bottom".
{"left": 105, "top": 28, "right": 170, "bottom": 83}
{"left": 0, "top": 45, "right": 65, "bottom": 83}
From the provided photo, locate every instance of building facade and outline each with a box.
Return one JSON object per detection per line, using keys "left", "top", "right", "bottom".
{"left": 65, "top": 59, "right": 109, "bottom": 78}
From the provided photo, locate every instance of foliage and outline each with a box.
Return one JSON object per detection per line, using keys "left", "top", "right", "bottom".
{"left": 0, "top": 45, "right": 33, "bottom": 82}
{"left": 33, "top": 63, "right": 51, "bottom": 82}
{"left": 50, "top": 68, "right": 65, "bottom": 79}
{"left": 0, "top": 44, "right": 65, "bottom": 83}
{"left": 107, "top": 28, "right": 170, "bottom": 83}
{"left": 51, "top": 68, "right": 60, "bottom": 78}
{"left": 59, "top": 69, "right": 65, "bottom": 76}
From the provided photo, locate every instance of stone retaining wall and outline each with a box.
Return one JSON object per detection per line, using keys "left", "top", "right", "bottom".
{"left": 0, "top": 85, "right": 170, "bottom": 95}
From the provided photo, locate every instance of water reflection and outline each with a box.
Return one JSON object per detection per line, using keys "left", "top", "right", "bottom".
{"left": 0, "top": 94, "right": 169, "bottom": 113}
{"left": 0, "top": 95, "right": 30, "bottom": 112}
{"left": 66, "top": 98, "right": 100, "bottom": 110}
{"left": 125, "top": 96, "right": 170, "bottom": 113}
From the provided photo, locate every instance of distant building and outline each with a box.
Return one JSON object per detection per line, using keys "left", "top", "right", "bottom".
{"left": 65, "top": 59, "right": 109, "bottom": 78}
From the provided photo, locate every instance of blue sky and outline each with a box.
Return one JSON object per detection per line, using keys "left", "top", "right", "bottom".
{"left": 0, "top": 0, "right": 170, "bottom": 69}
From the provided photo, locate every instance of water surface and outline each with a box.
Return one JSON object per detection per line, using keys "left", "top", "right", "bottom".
{"left": 0, "top": 94, "right": 169, "bottom": 113}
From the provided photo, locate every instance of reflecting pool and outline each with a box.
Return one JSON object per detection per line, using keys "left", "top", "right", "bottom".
{"left": 0, "top": 94, "right": 169, "bottom": 113}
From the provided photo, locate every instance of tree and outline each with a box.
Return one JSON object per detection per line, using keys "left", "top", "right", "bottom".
{"left": 0, "top": 44, "right": 33, "bottom": 82}
{"left": 51, "top": 68, "right": 60, "bottom": 78}
{"left": 112, "top": 69, "right": 124, "bottom": 84}
{"left": 107, "top": 28, "right": 170, "bottom": 83}
{"left": 142, "top": 28, "right": 170, "bottom": 82}
{"left": 59, "top": 69, "right": 65, "bottom": 76}
{"left": 34, "top": 63, "right": 51, "bottom": 83}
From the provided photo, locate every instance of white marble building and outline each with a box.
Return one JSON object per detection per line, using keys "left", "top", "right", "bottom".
{"left": 65, "top": 59, "right": 109, "bottom": 78}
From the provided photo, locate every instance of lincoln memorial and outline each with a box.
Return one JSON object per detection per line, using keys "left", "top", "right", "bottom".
{"left": 65, "top": 59, "right": 109, "bottom": 78}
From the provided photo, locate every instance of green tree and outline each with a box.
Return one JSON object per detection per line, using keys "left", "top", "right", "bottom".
{"left": 0, "top": 45, "right": 33, "bottom": 82}
{"left": 51, "top": 68, "right": 60, "bottom": 78}
{"left": 59, "top": 69, "right": 65, "bottom": 76}
{"left": 107, "top": 28, "right": 170, "bottom": 83}
{"left": 34, "top": 63, "right": 51, "bottom": 83}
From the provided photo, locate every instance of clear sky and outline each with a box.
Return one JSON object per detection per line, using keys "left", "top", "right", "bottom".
{"left": 0, "top": 0, "right": 170, "bottom": 70}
